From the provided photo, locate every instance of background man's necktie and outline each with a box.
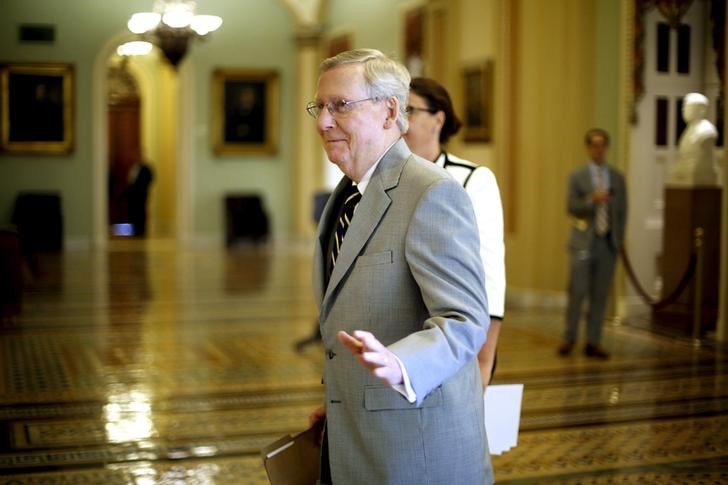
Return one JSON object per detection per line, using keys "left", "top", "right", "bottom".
{"left": 595, "top": 169, "right": 609, "bottom": 236}
{"left": 330, "top": 184, "right": 362, "bottom": 277}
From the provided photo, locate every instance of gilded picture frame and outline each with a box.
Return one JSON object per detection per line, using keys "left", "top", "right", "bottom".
{"left": 327, "top": 33, "right": 352, "bottom": 57}
{"left": 0, "top": 62, "right": 74, "bottom": 154}
{"left": 212, "top": 68, "right": 279, "bottom": 156}
{"left": 462, "top": 60, "right": 493, "bottom": 143}
{"left": 403, "top": 5, "right": 425, "bottom": 77}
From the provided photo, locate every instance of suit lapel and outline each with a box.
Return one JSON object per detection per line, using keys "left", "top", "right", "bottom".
{"left": 580, "top": 166, "right": 593, "bottom": 193}
{"left": 313, "top": 177, "right": 351, "bottom": 307}
{"left": 323, "top": 176, "right": 390, "bottom": 303}
{"left": 319, "top": 139, "right": 409, "bottom": 318}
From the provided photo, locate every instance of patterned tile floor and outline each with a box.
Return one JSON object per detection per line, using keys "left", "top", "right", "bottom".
{"left": 1, "top": 240, "right": 727, "bottom": 484}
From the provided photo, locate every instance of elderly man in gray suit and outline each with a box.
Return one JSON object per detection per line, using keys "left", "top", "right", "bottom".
{"left": 559, "top": 128, "right": 627, "bottom": 360}
{"left": 306, "top": 49, "right": 493, "bottom": 484}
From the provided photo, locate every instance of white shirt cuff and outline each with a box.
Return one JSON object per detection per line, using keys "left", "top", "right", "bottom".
{"left": 390, "top": 353, "right": 416, "bottom": 403}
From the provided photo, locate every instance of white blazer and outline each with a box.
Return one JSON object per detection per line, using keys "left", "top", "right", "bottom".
{"left": 436, "top": 152, "right": 506, "bottom": 319}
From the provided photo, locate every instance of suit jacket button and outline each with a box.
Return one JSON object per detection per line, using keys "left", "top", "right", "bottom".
{"left": 327, "top": 350, "right": 336, "bottom": 359}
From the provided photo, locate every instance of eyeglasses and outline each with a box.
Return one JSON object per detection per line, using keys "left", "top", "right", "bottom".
{"left": 306, "top": 97, "right": 378, "bottom": 119}
{"left": 405, "top": 105, "right": 436, "bottom": 115}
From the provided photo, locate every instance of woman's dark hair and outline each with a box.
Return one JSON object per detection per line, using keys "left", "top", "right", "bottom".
{"left": 409, "top": 77, "right": 462, "bottom": 144}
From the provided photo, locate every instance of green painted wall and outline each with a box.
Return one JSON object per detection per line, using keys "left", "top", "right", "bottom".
{"left": 0, "top": 0, "right": 295, "bottom": 245}
{"left": 324, "top": 0, "right": 413, "bottom": 59}
{"left": 0, "top": 0, "right": 119, "bottom": 245}
{"left": 0, "top": 0, "right": 624, "bottom": 248}
{"left": 187, "top": 1, "right": 295, "bottom": 244}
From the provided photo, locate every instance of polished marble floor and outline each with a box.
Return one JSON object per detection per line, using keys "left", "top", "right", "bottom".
{"left": 1, "top": 240, "right": 727, "bottom": 484}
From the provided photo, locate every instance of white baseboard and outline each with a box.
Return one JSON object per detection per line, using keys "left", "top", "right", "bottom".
{"left": 64, "top": 237, "right": 91, "bottom": 251}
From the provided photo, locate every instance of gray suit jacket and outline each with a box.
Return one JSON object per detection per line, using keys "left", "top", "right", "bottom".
{"left": 313, "top": 139, "right": 493, "bottom": 484}
{"left": 567, "top": 163, "right": 627, "bottom": 252}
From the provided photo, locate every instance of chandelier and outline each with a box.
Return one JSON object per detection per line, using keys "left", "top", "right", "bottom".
{"left": 125, "top": 0, "right": 222, "bottom": 67}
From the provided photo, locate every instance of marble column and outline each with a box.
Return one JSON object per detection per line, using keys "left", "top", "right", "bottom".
{"left": 292, "top": 26, "right": 324, "bottom": 239}
{"left": 717, "top": 6, "right": 728, "bottom": 343}
{"left": 718, "top": 146, "right": 728, "bottom": 342}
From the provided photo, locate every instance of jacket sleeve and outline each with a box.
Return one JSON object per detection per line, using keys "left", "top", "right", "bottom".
{"left": 388, "top": 177, "right": 489, "bottom": 405}
{"left": 567, "top": 170, "right": 594, "bottom": 218}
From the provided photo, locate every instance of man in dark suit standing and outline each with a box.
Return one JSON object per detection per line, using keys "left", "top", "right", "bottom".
{"left": 559, "top": 129, "right": 627, "bottom": 359}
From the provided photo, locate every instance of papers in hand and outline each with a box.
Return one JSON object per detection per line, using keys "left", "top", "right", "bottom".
{"left": 484, "top": 384, "right": 524, "bottom": 455}
{"left": 261, "top": 424, "right": 322, "bottom": 485}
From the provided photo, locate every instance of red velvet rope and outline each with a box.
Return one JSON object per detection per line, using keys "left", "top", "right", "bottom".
{"left": 620, "top": 247, "right": 697, "bottom": 310}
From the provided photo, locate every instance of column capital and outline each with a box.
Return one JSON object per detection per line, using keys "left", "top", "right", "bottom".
{"left": 294, "top": 25, "right": 324, "bottom": 48}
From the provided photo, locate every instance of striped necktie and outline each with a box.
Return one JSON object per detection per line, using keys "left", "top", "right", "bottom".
{"left": 330, "top": 184, "right": 362, "bottom": 276}
{"left": 594, "top": 169, "right": 609, "bottom": 236}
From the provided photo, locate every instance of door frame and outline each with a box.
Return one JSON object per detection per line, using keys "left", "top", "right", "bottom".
{"left": 92, "top": 32, "right": 194, "bottom": 247}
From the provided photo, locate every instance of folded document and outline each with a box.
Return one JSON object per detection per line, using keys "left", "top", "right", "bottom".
{"left": 484, "top": 383, "right": 524, "bottom": 455}
{"left": 261, "top": 424, "right": 321, "bottom": 485}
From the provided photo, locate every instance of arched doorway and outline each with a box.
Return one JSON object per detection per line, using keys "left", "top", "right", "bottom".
{"left": 92, "top": 33, "right": 191, "bottom": 247}
{"left": 107, "top": 61, "right": 145, "bottom": 236}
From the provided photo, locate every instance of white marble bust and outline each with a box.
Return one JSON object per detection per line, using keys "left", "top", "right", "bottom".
{"left": 668, "top": 93, "right": 719, "bottom": 186}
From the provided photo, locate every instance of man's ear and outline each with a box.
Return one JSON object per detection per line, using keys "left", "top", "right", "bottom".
{"left": 384, "top": 96, "right": 400, "bottom": 128}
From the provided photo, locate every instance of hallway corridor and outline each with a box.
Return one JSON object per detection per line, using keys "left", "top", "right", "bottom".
{"left": 1, "top": 241, "right": 727, "bottom": 484}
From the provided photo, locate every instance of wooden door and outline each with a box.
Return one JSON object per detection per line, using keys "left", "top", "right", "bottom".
{"left": 108, "top": 97, "right": 141, "bottom": 227}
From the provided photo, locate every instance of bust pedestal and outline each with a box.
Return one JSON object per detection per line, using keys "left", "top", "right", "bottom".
{"left": 652, "top": 186, "right": 722, "bottom": 337}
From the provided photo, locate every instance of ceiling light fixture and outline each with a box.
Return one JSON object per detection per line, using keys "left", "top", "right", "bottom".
{"left": 117, "top": 41, "right": 154, "bottom": 57}
{"left": 126, "top": 0, "right": 222, "bottom": 67}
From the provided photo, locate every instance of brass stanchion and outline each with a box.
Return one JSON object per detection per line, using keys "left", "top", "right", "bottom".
{"left": 692, "top": 227, "right": 704, "bottom": 348}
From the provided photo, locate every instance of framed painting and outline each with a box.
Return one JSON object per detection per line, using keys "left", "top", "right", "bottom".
{"left": 212, "top": 68, "right": 279, "bottom": 156}
{"left": 327, "top": 33, "right": 352, "bottom": 57}
{"left": 462, "top": 60, "right": 493, "bottom": 143}
{"left": 0, "top": 63, "right": 74, "bottom": 154}
{"left": 403, "top": 5, "right": 426, "bottom": 77}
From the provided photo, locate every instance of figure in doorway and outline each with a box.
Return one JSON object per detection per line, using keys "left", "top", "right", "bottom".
{"left": 126, "top": 161, "right": 154, "bottom": 237}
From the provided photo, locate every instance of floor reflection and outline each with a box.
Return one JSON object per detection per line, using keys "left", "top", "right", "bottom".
{"left": 224, "top": 246, "right": 271, "bottom": 294}
{"left": 104, "top": 387, "right": 157, "bottom": 444}
{"left": 1, "top": 240, "right": 727, "bottom": 484}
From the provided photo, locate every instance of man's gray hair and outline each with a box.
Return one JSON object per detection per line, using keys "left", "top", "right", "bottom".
{"left": 320, "top": 48, "right": 410, "bottom": 133}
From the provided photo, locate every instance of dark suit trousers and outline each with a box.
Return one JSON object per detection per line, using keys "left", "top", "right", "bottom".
{"left": 564, "top": 236, "right": 617, "bottom": 346}
{"left": 318, "top": 428, "right": 332, "bottom": 485}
